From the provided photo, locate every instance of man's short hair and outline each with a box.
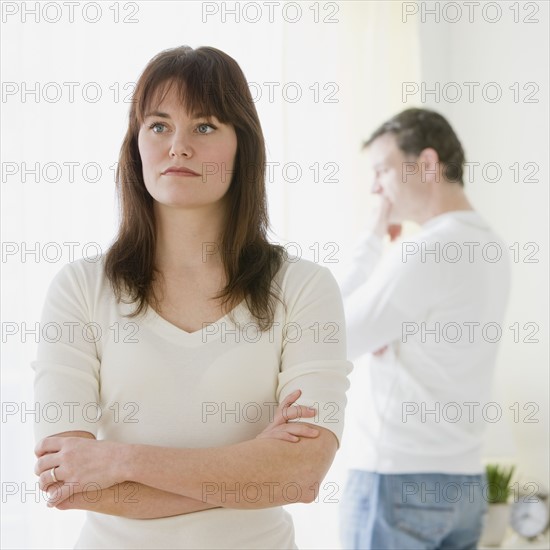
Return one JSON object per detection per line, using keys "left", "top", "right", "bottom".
{"left": 363, "top": 108, "right": 465, "bottom": 186}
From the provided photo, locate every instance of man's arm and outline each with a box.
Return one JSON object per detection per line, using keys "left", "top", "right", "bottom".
{"left": 344, "top": 257, "right": 421, "bottom": 359}
{"left": 338, "top": 197, "right": 401, "bottom": 299}
{"left": 335, "top": 194, "right": 415, "bottom": 358}
{"left": 338, "top": 231, "right": 384, "bottom": 299}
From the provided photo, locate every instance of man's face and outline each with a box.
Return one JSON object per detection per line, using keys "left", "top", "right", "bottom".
{"left": 366, "top": 133, "right": 428, "bottom": 224}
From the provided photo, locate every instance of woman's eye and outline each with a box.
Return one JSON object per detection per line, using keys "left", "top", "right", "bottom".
{"left": 196, "top": 123, "right": 214, "bottom": 134}
{"left": 149, "top": 122, "right": 166, "bottom": 133}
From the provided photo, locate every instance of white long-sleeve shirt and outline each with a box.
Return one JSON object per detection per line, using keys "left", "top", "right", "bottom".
{"left": 337, "top": 210, "right": 511, "bottom": 474}
{"left": 31, "top": 255, "right": 352, "bottom": 549}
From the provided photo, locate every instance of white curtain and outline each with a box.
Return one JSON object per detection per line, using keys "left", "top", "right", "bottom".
{"left": 1, "top": 2, "right": 420, "bottom": 548}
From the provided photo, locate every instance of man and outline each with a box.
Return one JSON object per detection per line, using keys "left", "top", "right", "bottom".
{"left": 338, "top": 108, "right": 511, "bottom": 549}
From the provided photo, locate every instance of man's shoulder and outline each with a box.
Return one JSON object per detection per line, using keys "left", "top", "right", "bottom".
{"left": 419, "top": 210, "right": 503, "bottom": 241}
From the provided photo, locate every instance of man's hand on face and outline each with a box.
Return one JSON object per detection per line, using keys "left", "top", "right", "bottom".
{"left": 370, "top": 196, "right": 402, "bottom": 241}
{"left": 388, "top": 224, "right": 402, "bottom": 242}
{"left": 373, "top": 345, "right": 388, "bottom": 356}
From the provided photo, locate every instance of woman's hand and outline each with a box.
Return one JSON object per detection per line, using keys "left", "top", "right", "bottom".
{"left": 256, "top": 389, "right": 319, "bottom": 443}
{"left": 34, "top": 436, "right": 126, "bottom": 507}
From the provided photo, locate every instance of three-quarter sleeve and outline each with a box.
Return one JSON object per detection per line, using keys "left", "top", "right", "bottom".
{"left": 31, "top": 261, "right": 101, "bottom": 442}
{"left": 276, "top": 260, "right": 353, "bottom": 447}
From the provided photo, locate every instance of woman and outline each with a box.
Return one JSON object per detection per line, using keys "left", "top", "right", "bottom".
{"left": 32, "top": 45, "right": 352, "bottom": 549}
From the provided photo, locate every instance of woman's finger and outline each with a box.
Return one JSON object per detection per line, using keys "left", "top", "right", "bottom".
{"left": 259, "top": 430, "right": 300, "bottom": 443}
{"left": 279, "top": 389, "right": 301, "bottom": 409}
{"left": 34, "top": 454, "right": 58, "bottom": 476}
{"left": 39, "top": 467, "right": 62, "bottom": 491}
{"left": 257, "top": 421, "right": 319, "bottom": 442}
{"left": 273, "top": 390, "right": 301, "bottom": 424}
{"left": 281, "top": 405, "right": 316, "bottom": 423}
{"left": 46, "top": 482, "right": 79, "bottom": 508}
{"left": 276, "top": 423, "right": 319, "bottom": 438}
{"left": 34, "top": 436, "right": 63, "bottom": 458}
{"left": 39, "top": 471, "right": 63, "bottom": 492}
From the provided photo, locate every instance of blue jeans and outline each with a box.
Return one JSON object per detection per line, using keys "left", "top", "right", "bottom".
{"left": 340, "top": 471, "right": 488, "bottom": 550}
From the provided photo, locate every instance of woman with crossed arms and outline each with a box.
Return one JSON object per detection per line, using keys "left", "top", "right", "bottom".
{"left": 32, "top": 45, "right": 352, "bottom": 549}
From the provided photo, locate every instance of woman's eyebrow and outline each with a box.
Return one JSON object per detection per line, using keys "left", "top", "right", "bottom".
{"left": 143, "top": 110, "right": 214, "bottom": 120}
{"left": 143, "top": 111, "right": 171, "bottom": 119}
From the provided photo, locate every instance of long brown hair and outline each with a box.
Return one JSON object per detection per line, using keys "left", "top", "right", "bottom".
{"left": 104, "top": 45, "right": 284, "bottom": 330}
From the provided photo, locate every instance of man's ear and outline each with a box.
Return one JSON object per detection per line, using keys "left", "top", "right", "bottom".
{"left": 418, "top": 148, "right": 441, "bottom": 182}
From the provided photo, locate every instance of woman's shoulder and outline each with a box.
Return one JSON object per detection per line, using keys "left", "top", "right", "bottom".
{"left": 47, "top": 254, "right": 108, "bottom": 298}
{"left": 276, "top": 253, "right": 329, "bottom": 277}
{"left": 55, "top": 253, "right": 105, "bottom": 278}
{"left": 274, "top": 255, "right": 341, "bottom": 301}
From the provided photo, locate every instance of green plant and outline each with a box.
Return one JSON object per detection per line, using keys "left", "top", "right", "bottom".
{"left": 485, "top": 464, "right": 516, "bottom": 504}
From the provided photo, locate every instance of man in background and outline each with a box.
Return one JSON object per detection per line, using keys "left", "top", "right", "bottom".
{"left": 338, "top": 108, "right": 511, "bottom": 549}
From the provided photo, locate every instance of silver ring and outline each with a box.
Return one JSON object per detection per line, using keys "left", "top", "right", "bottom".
{"left": 50, "top": 467, "right": 58, "bottom": 483}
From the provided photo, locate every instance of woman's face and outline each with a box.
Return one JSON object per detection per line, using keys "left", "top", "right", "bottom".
{"left": 138, "top": 84, "right": 238, "bottom": 213}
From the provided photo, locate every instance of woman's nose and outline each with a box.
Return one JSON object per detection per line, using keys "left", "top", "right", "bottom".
{"left": 169, "top": 133, "right": 193, "bottom": 157}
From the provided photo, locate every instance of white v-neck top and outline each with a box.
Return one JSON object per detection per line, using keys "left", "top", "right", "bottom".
{"left": 32, "top": 254, "right": 352, "bottom": 549}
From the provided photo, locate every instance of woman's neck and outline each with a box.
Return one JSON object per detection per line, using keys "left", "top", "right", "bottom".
{"left": 153, "top": 202, "right": 225, "bottom": 273}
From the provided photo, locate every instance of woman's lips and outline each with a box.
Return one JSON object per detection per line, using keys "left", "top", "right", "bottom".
{"left": 162, "top": 166, "right": 201, "bottom": 176}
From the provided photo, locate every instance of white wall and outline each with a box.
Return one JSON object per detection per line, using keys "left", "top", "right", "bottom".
{"left": 414, "top": 1, "right": 549, "bottom": 487}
